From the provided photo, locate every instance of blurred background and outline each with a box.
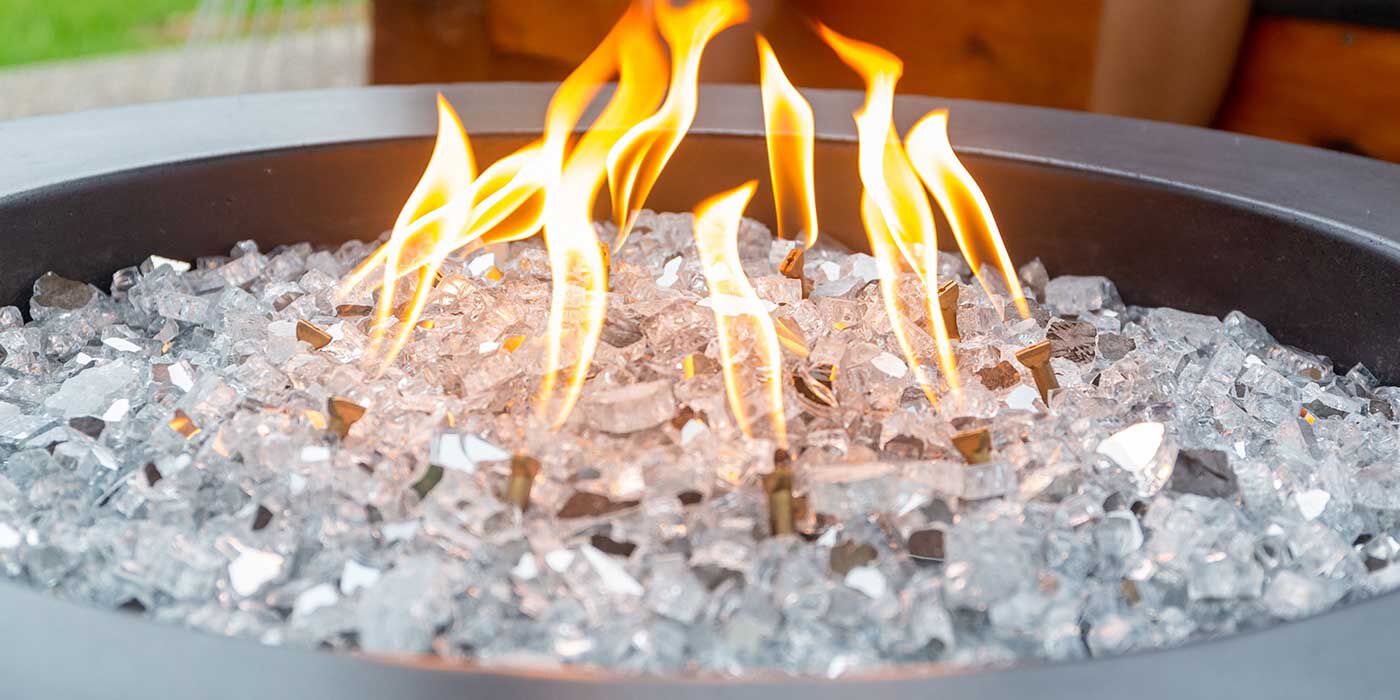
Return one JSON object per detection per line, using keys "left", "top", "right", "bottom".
{"left": 2, "top": 0, "right": 1398, "bottom": 162}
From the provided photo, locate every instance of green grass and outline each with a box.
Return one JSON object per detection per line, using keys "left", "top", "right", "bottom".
{"left": 0, "top": 0, "right": 200, "bottom": 67}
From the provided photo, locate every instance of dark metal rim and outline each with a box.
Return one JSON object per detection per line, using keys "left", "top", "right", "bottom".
{"left": 3, "top": 82, "right": 1399, "bottom": 246}
{"left": 2, "top": 84, "right": 1400, "bottom": 697}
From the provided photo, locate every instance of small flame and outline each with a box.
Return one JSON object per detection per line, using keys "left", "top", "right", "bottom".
{"left": 537, "top": 1, "right": 667, "bottom": 428}
{"left": 693, "top": 181, "right": 787, "bottom": 448}
{"left": 376, "top": 144, "right": 551, "bottom": 369}
{"left": 906, "top": 110, "right": 1030, "bottom": 319}
{"left": 342, "top": 95, "right": 475, "bottom": 289}
{"left": 819, "top": 23, "right": 959, "bottom": 401}
{"left": 348, "top": 95, "right": 475, "bottom": 360}
{"left": 757, "top": 35, "right": 818, "bottom": 249}
{"left": 344, "top": 144, "right": 545, "bottom": 299}
{"left": 859, "top": 193, "right": 946, "bottom": 403}
{"left": 607, "top": 0, "right": 749, "bottom": 251}
{"left": 340, "top": 132, "right": 551, "bottom": 369}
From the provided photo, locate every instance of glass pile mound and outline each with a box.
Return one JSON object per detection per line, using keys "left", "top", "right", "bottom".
{"left": 2, "top": 212, "right": 1398, "bottom": 676}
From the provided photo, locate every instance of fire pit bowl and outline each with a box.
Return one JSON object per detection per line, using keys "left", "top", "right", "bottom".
{"left": 2, "top": 83, "right": 1400, "bottom": 699}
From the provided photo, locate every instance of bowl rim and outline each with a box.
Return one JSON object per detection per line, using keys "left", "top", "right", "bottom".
{"left": 3, "top": 83, "right": 1400, "bottom": 698}
{"left": 3, "top": 81, "right": 1399, "bottom": 246}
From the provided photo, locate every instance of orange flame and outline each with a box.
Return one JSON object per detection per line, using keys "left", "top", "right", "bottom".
{"left": 906, "top": 110, "right": 1030, "bottom": 319}
{"left": 607, "top": 0, "right": 749, "bottom": 251}
{"left": 757, "top": 35, "right": 818, "bottom": 249}
{"left": 536, "top": 2, "right": 667, "bottom": 428}
{"left": 693, "top": 181, "right": 787, "bottom": 448}
{"left": 818, "top": 23, "right": 960, "bottom": 401}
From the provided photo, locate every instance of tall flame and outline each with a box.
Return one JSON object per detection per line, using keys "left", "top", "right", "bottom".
{"left": 536, "top": 2, "right": 667, "bottom": 428}
{"left": 906, "top": 110, "right": 1030, "bottom": 319}
{"left": 818, "top": 23, "right": 960, "bottom": 400}
{"left": 607, "top": 0, "right": 749, "bottom": 251}
{"left": 693, "top": 181, "right": 787, "bottom": 448}
{"left": 757, "top": 35, "right": 818, "bottom": 249}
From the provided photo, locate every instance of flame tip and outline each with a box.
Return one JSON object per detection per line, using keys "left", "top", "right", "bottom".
{"left": 906, "top": 111, "right": 1031, "bottom": 321}
{"left": 759, "top": 40, "right": 819, "bottom": 249}
{"left": 755, "top": 32, "right": 779, "bottom": 56}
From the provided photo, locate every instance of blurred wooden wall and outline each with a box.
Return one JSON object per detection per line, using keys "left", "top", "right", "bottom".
{"left": 372, "top": 0, "right": 1400, "bottom": 163}
{"left": 1216, "top": 18, "right": 1400, "bottom": 162}
{"left": 371, "top": 0, "right": 1100, "bottom": 106}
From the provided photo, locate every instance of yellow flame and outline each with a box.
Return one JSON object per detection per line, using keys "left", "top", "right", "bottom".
{"left": 345, "top": 95, "right": 474, "bottom": 357}
{"left": 818, "top": 23, "right": 959, "bottom": 400}
{"left": 860, "top": 194, "right": 946, "bottom": 403}
{"left": 345, "top": 0, "right": 651, "bottom": 370}
{"left": 337, "top": 130, "right": 554, "bottom": 369}
{"left": 343, "top": 144, "right": 545, "bottom": 297}
{"left": 757, "top": 35, "right": 818, "bottom": 249}
{"left": 353, "top": 0, "right": 1025, "bottom": 435}
{"left": 906, "top": 110, "right": 1030, "bottom": 319}
{"left": 397, "top": 94, "right": 478, "bottom": 228}
{"left": 607, "top": 0, "right": 749, "bottom": 251}
{"left": 693, "top": 181, "right": 787, "bottom": 448}
{"left": 537, "top": 1, "right": 667, "bottom": 428}
{"left": 460, "top": 147, "right": 549, "bottom": 246}
{"left": 348, "top": 94, "right": 476, "bottom": 283}
{"left": 375, "top": 143, "right": 551, "bottom": 370}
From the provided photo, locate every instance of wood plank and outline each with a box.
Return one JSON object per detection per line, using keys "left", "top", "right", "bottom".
{"left": 1216, "top": 17, "right": 1400, "bottom": 162}
{"left": 372, "top": 0, "right": 1101, "bottom": 109}
{"left": 486, "top": 0, "right": 629, "bottom": 68}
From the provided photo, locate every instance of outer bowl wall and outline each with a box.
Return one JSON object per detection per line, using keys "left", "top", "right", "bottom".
{"left": 1, "top": 84, "right": 1400, "bottom": 699}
